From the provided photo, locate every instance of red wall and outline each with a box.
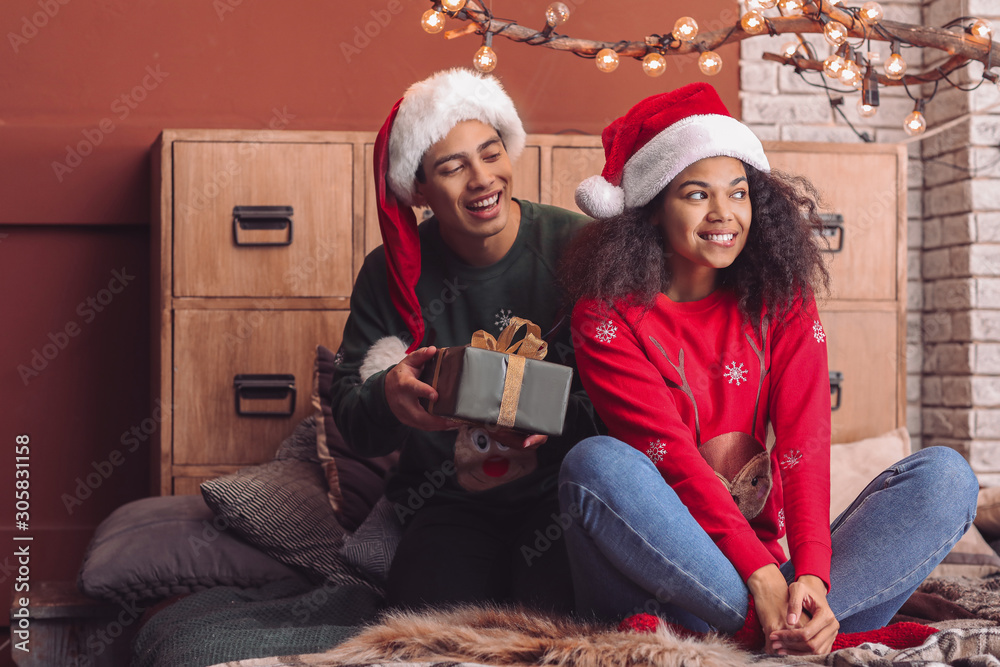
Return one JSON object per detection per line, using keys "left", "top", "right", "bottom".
{"left": 0, "top": 0, "right": 739, "bottom": 624}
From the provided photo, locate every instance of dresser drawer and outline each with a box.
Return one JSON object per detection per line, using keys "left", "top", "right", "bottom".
{"left": 821, "top": 307, "right": 902, "bottom": 444}
{"left": 172, "top": 309, "right": 348, "bottom": 465}
{"left": 172, "top": 141, "right": 354, "bottom": 298}
{"left": 550, "top": 147, "right": 605, "bottom": 214}
{"left": 767, "top": 148, "right": 901, "bottom": 303}
{"left": 173, "top": 477, "right": 214, "bottom": 495}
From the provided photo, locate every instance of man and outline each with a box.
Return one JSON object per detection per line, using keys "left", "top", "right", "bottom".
{"left": 328, "top": 68, "right": 599, "bottom": 611}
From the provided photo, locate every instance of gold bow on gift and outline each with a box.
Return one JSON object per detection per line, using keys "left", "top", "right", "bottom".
{"left": 472, "top": 317, "right": 547, "bottom": 429}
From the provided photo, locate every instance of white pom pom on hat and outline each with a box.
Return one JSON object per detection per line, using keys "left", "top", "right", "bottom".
{"left": 575, "top": 175, "right": 625, "bottom": 220}
{"left": 575, "top": 83, "right": 770, "bottom": 219}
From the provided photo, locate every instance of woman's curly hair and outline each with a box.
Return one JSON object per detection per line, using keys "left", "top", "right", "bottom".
{"left": 560, "top": 163, "right": 830, "bottom": 329}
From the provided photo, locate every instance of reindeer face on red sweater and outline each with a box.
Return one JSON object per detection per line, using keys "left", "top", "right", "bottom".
{"left": 454, "top": 426, "right": 538, "bottom": 492}
{"left": 698, "top": 431, "right": 772, "bottom": 520}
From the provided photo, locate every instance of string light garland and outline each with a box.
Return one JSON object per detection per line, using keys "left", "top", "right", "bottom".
{"left": 419, "top": 0, "right": 1000, "bottom": 138}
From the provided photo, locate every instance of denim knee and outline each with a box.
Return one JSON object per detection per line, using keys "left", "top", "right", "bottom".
{"left": 560, "top": 436, "right": 646, "bottom": 489}
{"left": 907, "top": 446, "right": 978, "bottom": 523}
{"left": 559, "top": 436, "right": 651, "bottom": 510}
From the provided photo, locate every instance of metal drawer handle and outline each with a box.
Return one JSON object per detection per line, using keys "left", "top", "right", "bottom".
{"left": 813, "top": 213, "right": 844, "bottom": 253}
{"left": 233, "top": 374, "right": 296, "bottom": 417}
{"left": 830, "top": 370, "right": 843, "bottom": 412}
{"left": 232, "top": 206, "right": 294, "bottom": 246}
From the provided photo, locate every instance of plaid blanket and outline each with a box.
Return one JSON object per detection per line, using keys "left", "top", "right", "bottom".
{"left": 763, "top": 626, "right": 1000, "bottom": 666}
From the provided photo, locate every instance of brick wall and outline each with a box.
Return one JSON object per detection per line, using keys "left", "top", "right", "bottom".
{"left": 741, "top": 0, "right": 1000, "bottom": 473}
{"left": 920, "top": 0, "right": 1000, "bottom": 483}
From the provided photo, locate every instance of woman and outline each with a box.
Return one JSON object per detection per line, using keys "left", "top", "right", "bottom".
{"left": 558, "top": 82, "right": 977, "bottom": 656}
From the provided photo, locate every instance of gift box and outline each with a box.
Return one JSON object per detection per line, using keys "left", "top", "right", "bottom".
{"left": 419, "top": 318, "right": 573, "bottom": 436}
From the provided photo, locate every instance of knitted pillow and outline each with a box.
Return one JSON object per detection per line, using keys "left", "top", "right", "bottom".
{"left": 339, "top": 496, "right": 405, "bottom": 587}
{"left": 200, "top": 416, "right": 370, "bottom": 587}
{"left": 312, "top": 344, "right": 398, "bottom": 531}
{"left": 78, "top": 494, "right": 307, "bottom": 605}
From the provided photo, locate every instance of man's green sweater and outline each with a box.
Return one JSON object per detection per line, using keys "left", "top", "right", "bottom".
{"left": 328, "top": 200, "right": 600, "bottom": 513}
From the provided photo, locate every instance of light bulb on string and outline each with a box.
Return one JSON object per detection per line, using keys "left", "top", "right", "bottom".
{"left": 745, "top": 0, "right": 765, "bottom": 12}
{"left": 857, "top": 99, "right": 878, "bottom": 118}
{"left": 673, "top": 17, "right": 699, "bottom": 42}
{"left": 823, "top": 20, "right": 848, "bottom": 45}
{"left": 699, "top": 50, "right": 723, "bottom": 76}
{"left": 741, "top": 11, "right": 767, "bottom": 35}
{"left": 440, "top": 0, "right": 466, "bottom": 12}
{"left": 860, "top": 2, "right": 884, "bottom": 24}
{"left": 782, "top": 41, "right": 801, "bottom": 58}
{"left": 970, "top": 18, "right": 994, "bottom": 39}
{"left": 904, "top": 105, "right": 926, "bottom": 136}
{"left": 642, "top": 52, "right": 667, "bottom": 77}
{"left": 421, "top": 9, "right": 446, "bottom": 34}
{"left": 759, "top": 0, "right": 777, "bottom": 8}
{"left": 546, "top": 2, "right": 570, "bottom": 27}
{"left": 860, "top": 65, "right": 879, "bottom": 115}
{"left": 595, "top": 48, "right": 619, "bottom": 72}
{"left": 823, "top": 54, "right": 845, "bottom": 78}
{"left": 885, "top": 51, "right": 906, "bottom": 80}
{"left": 540, "top": 2, "right": 570, "bottom": 37}
{"left": 778, "top": 0, "right": 803, "bottom": 15}
{"left": 838, "top": 59, "right": 861, "bottom": 87}
{"left": 473, "top": 33, "right": 497, "bottom": 73}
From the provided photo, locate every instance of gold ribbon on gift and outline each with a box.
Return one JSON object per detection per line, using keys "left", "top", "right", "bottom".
{"left": 471, "top": 317, "right": 548, "bottom": 429}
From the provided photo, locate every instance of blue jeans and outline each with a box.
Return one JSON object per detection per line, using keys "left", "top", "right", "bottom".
{"left": 558, "top": 437, "right": 978, "bottom": 633}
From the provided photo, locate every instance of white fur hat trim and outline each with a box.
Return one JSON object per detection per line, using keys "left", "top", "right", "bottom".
{"left": 360, "top": 336, "right": 408, "bottom": 382}
{"left": 621, "top": 114, "right": 770, "bottom": 211}
{"left": 387, "top": 68, "right": 526, "bottom": 207}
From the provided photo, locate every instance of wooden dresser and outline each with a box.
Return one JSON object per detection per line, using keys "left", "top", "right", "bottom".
{"left": 151, "top": 130, "right": 906, "bottom": 495}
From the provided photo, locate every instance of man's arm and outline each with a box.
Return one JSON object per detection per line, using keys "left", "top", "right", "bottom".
{"left": 326, "top": 254, "right": 415, "bottom": 457}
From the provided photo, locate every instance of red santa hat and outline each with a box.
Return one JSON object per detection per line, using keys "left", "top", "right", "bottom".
{"left": 374, "top": 68, "right": 526, "bottom": 353}
{"left": 575, "top": 82, "right": 770, "bottom": 219}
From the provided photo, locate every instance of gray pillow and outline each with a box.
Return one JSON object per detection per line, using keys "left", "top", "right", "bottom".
{"left": 339, "top": 496, "right": 404, "bottom": 587}
{"left": 78, "top": 495, "right": 307, "bottom": 604}
{"left": 199, "top": 418, "right": 372, "bottom": 588}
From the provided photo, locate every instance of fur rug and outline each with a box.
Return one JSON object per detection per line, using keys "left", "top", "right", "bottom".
{"left": 917, "top": 575, "right": 1000, "bottom": 625}
{"left": 323, "top": 605, "right": 773, "bottom": 667}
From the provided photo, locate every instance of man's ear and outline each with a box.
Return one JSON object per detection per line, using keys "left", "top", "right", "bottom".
{"left": 412, "top": 183, "right": 429, "bottom": 208}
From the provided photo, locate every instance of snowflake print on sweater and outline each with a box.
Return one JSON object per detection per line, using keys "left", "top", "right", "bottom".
{"left": 495, "top": 308, "right": 513, "bottom": 330}
{"left": 780, "top": 450, "right": 803, "bottom": 470}
{"left": 595, "top": 320, "right": 618, "bottom": 343}
{"left": 724, "top": 361, "right": 748, "bottom": 386}
{"left": 778, "top": 508, "right": 785, "bottom": 530}
{"left": 646, "top": 440, "right": 668, "bottom": 464}
{"left": 812, "top": 321, "right": 826, "bottom": 343}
